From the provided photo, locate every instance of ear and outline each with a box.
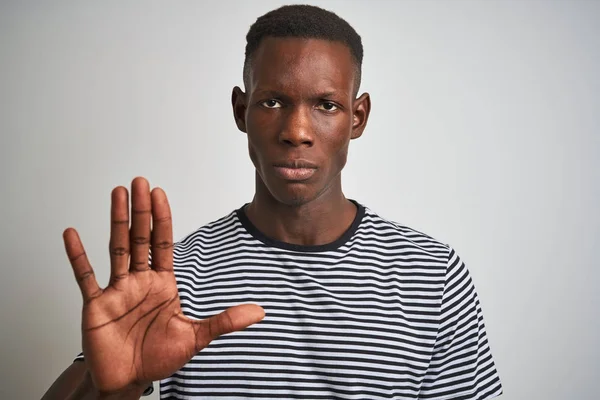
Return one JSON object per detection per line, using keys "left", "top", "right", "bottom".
{"left": 231, "top": 86, "right": 247, "bottom": 133}
{"left": 350, "top": 92, "right": 371, "bottom": 140}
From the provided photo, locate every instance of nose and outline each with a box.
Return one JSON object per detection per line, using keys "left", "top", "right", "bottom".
{"left": 278, "top": 105, "right": 314, "bottom": 147}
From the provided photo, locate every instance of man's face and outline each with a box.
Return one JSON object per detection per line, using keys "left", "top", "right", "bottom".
{"left": 232, "top": 37, "right": 370, "bottom": 206}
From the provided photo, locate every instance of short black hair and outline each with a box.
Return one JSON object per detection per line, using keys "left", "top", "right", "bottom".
{"left": 243, "top": 4, "right": 363, "bottom": 95}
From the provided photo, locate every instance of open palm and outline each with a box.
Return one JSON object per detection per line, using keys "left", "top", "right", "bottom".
{"left": 63, "top": 177, "right": 264, "bottom": 393}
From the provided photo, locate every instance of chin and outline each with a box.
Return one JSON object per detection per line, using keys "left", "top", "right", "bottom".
{"left": 269, "top": 183, "right": 317, "bottom": 207}
{"left": 276, "top": 191, "right": 313, "bottom": 207}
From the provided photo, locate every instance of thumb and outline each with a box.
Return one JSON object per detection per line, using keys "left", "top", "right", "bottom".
{"left": 194, "top": 304, "right": 265, "bottom": 348}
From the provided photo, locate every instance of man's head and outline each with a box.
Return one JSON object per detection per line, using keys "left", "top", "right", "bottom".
{"left": 243, "top": 4, "right": 364, "bottom": 97}
{"left": 232, "top": 5, "right": 370, "bottom": 207}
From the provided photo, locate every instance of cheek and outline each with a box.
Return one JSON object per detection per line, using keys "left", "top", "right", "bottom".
{"left": 315, "top": 116, "right": 352, "bottom": 168}
{"left": 246, "top": 108, "right": 279, "bottom": 142}
{"left": 246, "top": 112, "right": 277, "bottom": 167}
{"left": 247, "top": 141, "right": 259, "bottom": 167}
{"left": 334, "top": 141, "right": 350, "bottom": 171}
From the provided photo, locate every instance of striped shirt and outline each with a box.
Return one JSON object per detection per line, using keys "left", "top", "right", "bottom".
{"left": 159, "top": 201, "right": 503, "bottom": 399}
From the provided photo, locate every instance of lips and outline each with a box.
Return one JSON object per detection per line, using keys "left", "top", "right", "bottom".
{"left": 272, "top": 159, "right": 318, "bottom": 181}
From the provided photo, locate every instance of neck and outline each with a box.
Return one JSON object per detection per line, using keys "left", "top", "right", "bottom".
{"left": 245, "top": 175, "right": 358, "bottom": 247}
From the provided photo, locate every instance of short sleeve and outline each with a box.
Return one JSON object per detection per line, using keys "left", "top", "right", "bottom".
{"left": 419, "top": 248, "right": 503, "bottom": 400}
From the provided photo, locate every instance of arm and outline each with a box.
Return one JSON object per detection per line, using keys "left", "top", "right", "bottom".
{"left": 419, "top": 248, "right": 503, "bottom": 400}
{"left": 41, "top": 361, "right": 148, "bottom": 400}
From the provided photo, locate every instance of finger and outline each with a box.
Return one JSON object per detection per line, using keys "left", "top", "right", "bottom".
{"left": 194, "top": 304, "right": 265, "bottom": 348}
{"left": 63, "top": 227, "right": 102, "bottom": 303}
{"left": 150, "top": 187, "right": 173, "bottom": 272}
{"left": 109, "top": 186, "right": 130, "bottom": 283}
{"left": 129, "top": 177, "right": 152, "bottom": 272}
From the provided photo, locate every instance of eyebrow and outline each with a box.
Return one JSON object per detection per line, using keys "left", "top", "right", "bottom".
{"left": 253, "top": 89, "right": 349, "bottom": 100}
{"left": 318, "top": 91, "right": 341, "bottom": 98}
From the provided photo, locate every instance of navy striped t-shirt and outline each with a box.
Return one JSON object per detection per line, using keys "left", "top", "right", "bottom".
{"left": 77, "top": 200, "right": 503, "bottom": 399}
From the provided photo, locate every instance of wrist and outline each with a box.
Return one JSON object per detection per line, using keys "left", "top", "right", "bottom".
{"left": 96, "top": 381, "right": 149, "bottom": 400}
{"left": 73, "top": 370, "right": 149, "bottom": 400}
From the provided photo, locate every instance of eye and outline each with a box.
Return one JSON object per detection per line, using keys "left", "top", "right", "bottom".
{"left": 317, "top": 102, "right": 339, "bottom": 112}
{"left": 261, "top": 99, "right": 282, "bottom": 109}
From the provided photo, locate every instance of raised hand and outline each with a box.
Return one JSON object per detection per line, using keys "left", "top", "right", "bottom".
{"left": 63, "top": 177, "right": 264, "bottom": 394}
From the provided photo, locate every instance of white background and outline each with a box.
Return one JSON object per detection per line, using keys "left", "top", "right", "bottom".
{"left": 1, "top": 0, "right": 598, "bottom": 399}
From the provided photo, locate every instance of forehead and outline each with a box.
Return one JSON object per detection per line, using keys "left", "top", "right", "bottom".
{"left": 248, "top": 37, "right": 355, "bottom": 95}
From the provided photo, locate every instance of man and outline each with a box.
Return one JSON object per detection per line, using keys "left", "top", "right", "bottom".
{"left": 42, "top": 4, "right": 502, "bottom": 400}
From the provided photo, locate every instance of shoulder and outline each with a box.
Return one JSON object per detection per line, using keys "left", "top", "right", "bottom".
{"left": 358, "top": 205, "right": 451, "bottom": 260}
{"left": 172, "top": 209, "right": 242, "bottom": 255}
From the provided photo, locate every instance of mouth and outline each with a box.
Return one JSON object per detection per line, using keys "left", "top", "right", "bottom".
{"left": 272, "top": 159, "right": 318, "bottom": 181}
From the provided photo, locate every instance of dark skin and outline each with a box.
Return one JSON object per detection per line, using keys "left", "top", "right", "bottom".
{"left": 51, "top": 182, "right": 265, "bottom": 399}
{"left": 42, "top": 37, "right": 369, "bottom": 399}
{"left": 233, "top": 37, "right": 371, "bottom": 245}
